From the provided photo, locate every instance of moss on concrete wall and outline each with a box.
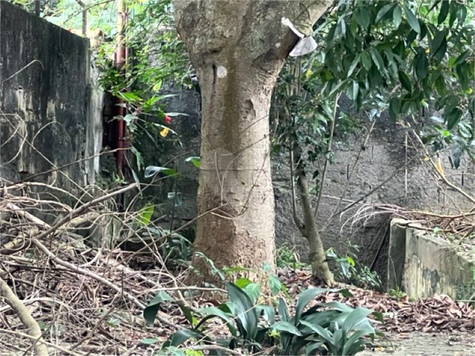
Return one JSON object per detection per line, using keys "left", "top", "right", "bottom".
{"left": 0, "top": 2, "right": 99, "bottom": 195}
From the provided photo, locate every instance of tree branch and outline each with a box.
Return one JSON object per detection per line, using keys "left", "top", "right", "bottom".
{"left": 412, "top": 131, "right": 475, "bottom": 204}
{"left": 314, "top": 92, "right": 341, "bottom": 217}
{"left": 0, "top": 277, "right": 49, "bottom": 356}
{"left": 290, "top": 146, "right": 304, "bottom": 230}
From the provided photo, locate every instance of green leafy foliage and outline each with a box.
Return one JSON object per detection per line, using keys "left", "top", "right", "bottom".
{"left": 185, "top": 156, "right": 201, "bottom": 168}
{"left": 144, "top": 166, "right": 179, "bottom": 179}
{"left": 8, "top": 0, "right": 34, "bottom": 10}
{"left": 226, "top": 282, "right": 259, "bottom": 340}
{"left": 155, "top": 229, "right": 193, "bottom": 265}
{"left": 326, "top": 247, "right": 382, "bottom": 291}
{"left": 274, "top": 0, "right": 474, "bottom": 172}
{"left": 276, "top": 288, "right": 376, "bottom": 356}
{"left": 276, "top": 245, "right": 308, "bottom": 269}
{"left": 45, "top": 0, "right": 191, "bottom": 182}
{"left": 154, "top": 282, "right": 273, "bottom": 354}
{"left": 143, "top": 290, "right": 173, "bottom": 326}
{"left": 388, "top": 287, "right": 407, "bottom": 300}
{"left": 146, "top": 281, "right": 376, "bottom": 355}
{"left": 131, "top": 222, "right": 192, "bottom": 267}
{"left": 136, "top": 203, "right": 154, "bottom": 226}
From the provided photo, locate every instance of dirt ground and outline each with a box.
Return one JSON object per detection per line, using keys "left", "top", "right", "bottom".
{"left": 361, "top": 332, "right": 475, "bottom": 356}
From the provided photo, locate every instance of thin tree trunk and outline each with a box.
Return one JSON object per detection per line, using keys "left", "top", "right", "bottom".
{"left": 285, "top": 60, "right": 333, "bottom": 284}
{"left": 293, "top": 144, "right": 334, "bottom": 284}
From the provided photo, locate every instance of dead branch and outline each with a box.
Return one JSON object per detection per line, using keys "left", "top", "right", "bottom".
{"left": 33, "top": 183, "right": 137, "bottom": 240}
{"left": 0, "top": 277, "right": 49, "bottom": 356}
{"left": 2, "top": 60, "right": 44, "bottom": 83}
{"left": 0, "top": 160, "right": 224, "bottom": 353}
{"left": 70, "top": 306, "right": 115, "bottom": 351}
{"left": 411, "top": 130, "right": 475, "bottom": 205}
{"left": 31, "top": 237, "right": 145, "bottom": 309}
{"left": 6, "top": 203, "right": 50, "bottom": 228}
{"left": 326, "top": 155, "right": 418, "bottom": 227}
{"left": 322, "top": 118, "right": 378, "bottom": 231}
{"left": 6, "top": 148, "right": 127, "bottom": 187}
{"left": 5, "top": 187, "right": 145, "bottom": 309}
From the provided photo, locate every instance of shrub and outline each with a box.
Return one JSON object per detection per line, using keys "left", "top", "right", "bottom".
{"left": 143, "top": 281, "right": 377, "bottom": 355}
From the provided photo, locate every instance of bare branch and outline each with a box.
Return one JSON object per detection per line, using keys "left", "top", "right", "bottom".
{"left": 0, "top": 278, "right": 49, "bottom": 356}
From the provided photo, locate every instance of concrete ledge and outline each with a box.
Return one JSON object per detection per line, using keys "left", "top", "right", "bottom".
{"left": 388, "top": 218, "right": 475, "bottom": 299}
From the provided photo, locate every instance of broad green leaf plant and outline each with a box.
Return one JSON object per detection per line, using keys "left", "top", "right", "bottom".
{"left": 144, "top": 282, "right": 377, "bottom": 355}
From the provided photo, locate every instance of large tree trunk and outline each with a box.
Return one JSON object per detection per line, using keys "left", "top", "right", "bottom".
{"left": 193, "top": 62, "right": 277, "bottom": 283}
{"left": 173, "top": 0, "right": 331, "bottom": 284}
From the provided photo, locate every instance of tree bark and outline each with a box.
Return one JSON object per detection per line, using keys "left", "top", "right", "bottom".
{"left": 0, "top": 277, "right": 49, "bottom": 356}
{"left": 173, "top": 0, "right": 332, "bottom": 284}
{"left": 293, "top": 145, "right": 334, "bottom": 284}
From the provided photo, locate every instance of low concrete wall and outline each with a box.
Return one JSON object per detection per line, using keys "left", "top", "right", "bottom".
{"left": 388, "top": 218, "right": 475, "bottom": 299}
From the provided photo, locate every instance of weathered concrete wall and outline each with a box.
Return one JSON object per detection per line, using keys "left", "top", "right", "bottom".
{"left": 273, "top": 120, "right": 401, "bottom": 272}
{"left": 388, "top": 219, "right": 406, "bottom": 290}
{"left": 274, "top": 107, "right": 475, "bottom": 282}
{"left": 388, "top": 219, "right": 475, "bottom": 299}
{"left": 85, "top": 63, "right": 104, "bottom": 185}
{"left": 0, "top": 2, "right": 101, "bottom": 192}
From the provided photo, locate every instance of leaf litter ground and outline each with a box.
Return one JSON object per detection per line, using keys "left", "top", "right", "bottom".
{"left": 280, "top": 268, "right": 475, "bottom": 355}
{"left": 1, "top": 199, "right": 474, "bottom": 355}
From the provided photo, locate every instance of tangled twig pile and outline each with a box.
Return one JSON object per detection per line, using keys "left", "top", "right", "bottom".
{"left": 0, "top": 183, "right": 189, "bottom": 355}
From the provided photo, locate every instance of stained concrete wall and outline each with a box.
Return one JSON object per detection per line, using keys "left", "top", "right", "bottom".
{"left": 388, "top": 219, "right": 475, "bottom": 299}
{"left": 275, "top": 111, "right": 475, "bottom": 284}
{"left": 0, "top": 2, "right": 101, "bottom": 193}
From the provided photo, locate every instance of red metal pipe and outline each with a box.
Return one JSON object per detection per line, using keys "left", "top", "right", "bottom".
{"left": 113, "top": 97, "right": 126, "bottom": 177}
{"left": 114, "top": 0, "right": 128, "bottom": 178}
